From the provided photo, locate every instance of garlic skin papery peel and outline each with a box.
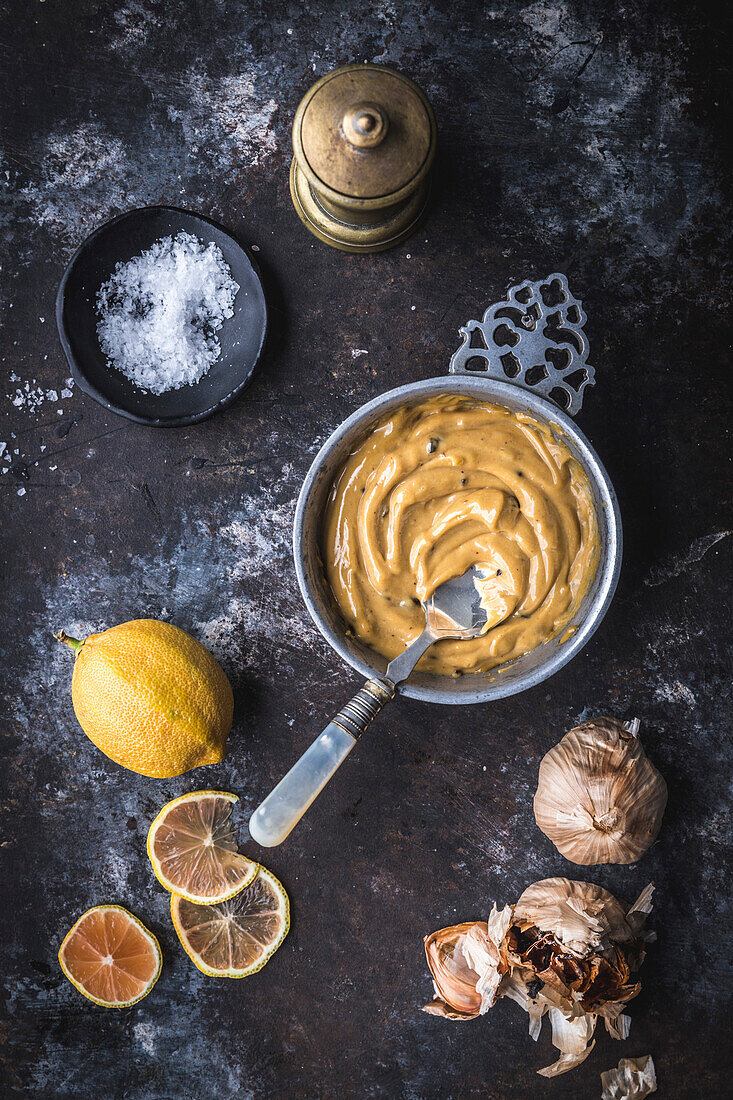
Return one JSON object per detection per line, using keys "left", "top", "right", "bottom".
{"left": 423, "top": 879, "right": 655, "bottom": 1078}
{"left": 423, "top": 906, "right": 512, "bottom": 1020}
{"left": 601, "top": 1054, "right": 657, "bottom": 1099}
{"left": 533, "top": 717, "right": 668, "bottom": 865}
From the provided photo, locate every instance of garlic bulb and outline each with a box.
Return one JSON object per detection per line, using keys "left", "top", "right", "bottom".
{"left": 533, "top": 717, "right": 668, "bottom": 864}
{"left": 423, "top": 878, "right": 655, "bottom": 1078}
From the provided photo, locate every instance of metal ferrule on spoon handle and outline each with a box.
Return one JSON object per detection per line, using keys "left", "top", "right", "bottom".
{"left": 248, "top": 678, "right": 395, "bottom": 847}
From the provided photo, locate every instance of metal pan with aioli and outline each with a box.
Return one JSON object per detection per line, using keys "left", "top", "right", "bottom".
{"left": 249, "top": 275, "right": 622, "bottom": 847}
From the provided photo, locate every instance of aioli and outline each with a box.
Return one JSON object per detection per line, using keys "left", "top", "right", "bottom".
{"left": 321, "top": 395, "right": 600, "bottom": 677}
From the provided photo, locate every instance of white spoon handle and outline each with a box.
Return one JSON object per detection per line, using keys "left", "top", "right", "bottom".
{"left": 248, "top": 679, "right": 394, "bottom": 847}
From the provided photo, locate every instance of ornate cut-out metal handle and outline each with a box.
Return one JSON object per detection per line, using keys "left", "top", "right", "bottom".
{"left": 449, "top": 272, "right": 594, "bottom": 416}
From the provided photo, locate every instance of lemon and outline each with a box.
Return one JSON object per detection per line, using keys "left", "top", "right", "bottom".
{"left": 58, "top": 904, "right": 162, "bottom": 1008}
{"left": 171, "top": 866, "right": 289, "bottom": 978}
{"left": 56, "top": 619, "right": 233, "bottom": 778}
{"left": 147, "top": 791, "right": 258, "bottom": 904}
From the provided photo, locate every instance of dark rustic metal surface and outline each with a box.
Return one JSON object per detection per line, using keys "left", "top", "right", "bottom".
{"left": 1, "top": 1, "right": 731, "bottom": 1098}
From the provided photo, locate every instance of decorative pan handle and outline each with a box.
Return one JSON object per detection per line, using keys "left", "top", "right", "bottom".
{"left": 449, "top": 272, "right": 594, "bottom": 417}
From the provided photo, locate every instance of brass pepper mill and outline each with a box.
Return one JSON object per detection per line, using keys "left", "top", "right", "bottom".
{"left": 290, "top": 63, "right": 437, "bottom": 253}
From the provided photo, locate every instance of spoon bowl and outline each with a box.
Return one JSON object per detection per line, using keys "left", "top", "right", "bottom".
{"left": 423, "top": 565, "right": 490, "bottom": 637}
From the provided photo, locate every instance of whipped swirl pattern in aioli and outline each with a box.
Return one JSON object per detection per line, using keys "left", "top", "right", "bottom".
{"left": 321, "top": 395, "right": 599, "bottom": 676}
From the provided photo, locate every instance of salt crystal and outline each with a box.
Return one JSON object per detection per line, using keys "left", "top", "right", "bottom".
{"left": 46, "top": 389, "right": 58, "bottom": 402}
{"left": 96, "top": 231, "right": 240, "bottom": 395}
{"left": 60, "top": 388, "right": 73, "bottom": 399}
{"left": 17, "top": 487, "right": 26, "bottom": 496}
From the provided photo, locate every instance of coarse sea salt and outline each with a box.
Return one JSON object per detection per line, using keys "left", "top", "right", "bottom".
{"left": 96, "top": 231, "right": 239, "bottom": 395}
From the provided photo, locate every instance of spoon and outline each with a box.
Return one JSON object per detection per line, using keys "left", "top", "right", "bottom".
{"left": 249, "top": 566, "right": 490, "bottom": 847}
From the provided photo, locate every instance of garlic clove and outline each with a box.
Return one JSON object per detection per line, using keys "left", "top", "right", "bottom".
{"left": 423, "top": 907, "right": 513, "bottom": 1019}
{"left": 533, "top": 717, "right": 668, "bottom": 865}
{"left": 423, "top": 922, "right": 486, "bottom": 1019}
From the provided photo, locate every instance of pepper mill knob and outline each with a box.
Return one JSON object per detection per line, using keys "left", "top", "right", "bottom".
{"left": 342, "top": 102, "right": 388, "bottom": 148}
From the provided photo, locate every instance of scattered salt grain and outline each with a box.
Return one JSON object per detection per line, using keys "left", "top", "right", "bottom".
{"left": 96, "top": 231, "right": 240, "bottom": 395}
{"left": 7, "top": 379, "right": 74, "bottom": 414}
{"left": 17, "top": 487, "right": 26, "bottom": 496}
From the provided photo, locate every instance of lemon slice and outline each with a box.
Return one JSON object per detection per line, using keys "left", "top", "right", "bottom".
{"left": 171, "top": 866, "right": 289, "bottom": 978}
{"left": 59, "top": 904, "right": 162, "bottom": 1008}
{"left": 147, "top": 791, "right": 258, "bottom": 904}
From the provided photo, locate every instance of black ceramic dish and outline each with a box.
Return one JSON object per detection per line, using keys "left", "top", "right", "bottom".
{"left": 56, "top": 206, "right": 268, "bottom": 426}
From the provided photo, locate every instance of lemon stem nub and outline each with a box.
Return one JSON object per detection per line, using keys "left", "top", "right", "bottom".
{"left": 55, "top": 630, "right": 84, "bottom": 654}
